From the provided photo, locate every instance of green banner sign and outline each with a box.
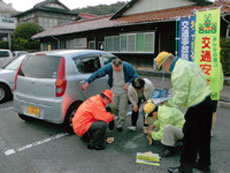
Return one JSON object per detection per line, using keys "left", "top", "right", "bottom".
{"left": 194, "top": 8, "right": 221, "bottom": 100}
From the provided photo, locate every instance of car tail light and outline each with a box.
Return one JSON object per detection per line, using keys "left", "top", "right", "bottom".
{"left": 14, "top": 59, "right": 24, "bottom": 90}
{"left": 56, "top": 57, "right": 67, "bottom": 97}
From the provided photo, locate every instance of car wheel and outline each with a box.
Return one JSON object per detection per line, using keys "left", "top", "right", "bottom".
{"left": 18, "top": 114, "right": 34, "bottom": 121}
{"left": 0, "top": 84, "right": 12, "bottom": 103}
{"left": 63, "top": 101, "right": 82, "bottom": 134}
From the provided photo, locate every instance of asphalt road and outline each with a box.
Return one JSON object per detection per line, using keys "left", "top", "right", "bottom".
{"left": 0, "top": 99, "right": 230, "bottom": 173}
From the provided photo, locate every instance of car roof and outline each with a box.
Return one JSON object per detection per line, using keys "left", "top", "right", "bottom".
{"left": 29, "top": 49, "right": 114, "bottom": 57}
{"left": 0, "top": 49, "right": 11, "bottom": 52}
{"left": 13, "top": 51, "right": 28, "bottom": 53}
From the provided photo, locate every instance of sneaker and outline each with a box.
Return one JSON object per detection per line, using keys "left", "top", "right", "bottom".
{"left": 168, "top": 165, "right": 193, "bottom": 173}
{"left": 168, "top": 166, "right": 182, "bottom": 173}
{"left": 143, "top": 126, "right": 148, "bottom": 134}
{"left": 128, "top": 126, "right": 136, "bottom": 131}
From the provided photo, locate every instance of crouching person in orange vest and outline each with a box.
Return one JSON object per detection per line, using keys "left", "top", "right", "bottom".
{"left": 72, "top": 90, "right": 115, "bottom": 150}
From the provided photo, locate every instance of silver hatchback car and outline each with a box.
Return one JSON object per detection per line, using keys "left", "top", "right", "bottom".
{"left": 13, "top": 50, "right": 116, "bottom": 132}
{"left": 0, "top": 49, "right": 14, "bottom": 68}
{"left": 0, "top": 55, "right": 26, "bottom": 103}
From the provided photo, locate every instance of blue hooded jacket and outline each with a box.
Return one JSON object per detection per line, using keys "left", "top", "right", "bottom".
{"left": 87, "top": 61, "right": 138, "bottom": 88}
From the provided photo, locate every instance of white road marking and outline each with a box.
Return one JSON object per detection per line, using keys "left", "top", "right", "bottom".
{"left": 4, "top": 133, "right": 69, "bottom": 156}
{"left": 4, "top": 149, "right": 16, "bottom": 156}
{"left": 0, "top": 107, "right": 14, "bottom": 112}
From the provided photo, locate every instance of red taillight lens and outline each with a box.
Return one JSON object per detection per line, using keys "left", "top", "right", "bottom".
{"left": 56, "top": 57, "right": 66, "bottom": 97}
{"left": 14, "top": 59, "right": 25, "bottom": 90}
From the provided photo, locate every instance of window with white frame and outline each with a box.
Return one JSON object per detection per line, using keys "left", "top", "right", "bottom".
{"left": 74, "top": 38, "right": 87, "bottom": 49}
{"left": 38, "top": 17, "right": 58, "bottom": 29}
{"left": 144, "top": 33, "right": 154, "bottom": 52}
{"left": 127, "top": 34, "right": 136, "bottom": 52}
{"left": 105, "top": 36, "right": 119, "bottom": 52}
{"left": 120, "top": 32, "right": 155, "bottom": 53}
{"left": 104, "top": 32, "right": 155, "bottom": 53}
{"left": 66, "top": 40, "right": 73, "bottom": 49}
{"left": 120, "top": 35, "right": 127, "bottom": 52}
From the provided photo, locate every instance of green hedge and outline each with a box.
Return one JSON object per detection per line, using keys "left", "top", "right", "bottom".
{"left": 220, "top": 38, "right": 230, "bottom": 76}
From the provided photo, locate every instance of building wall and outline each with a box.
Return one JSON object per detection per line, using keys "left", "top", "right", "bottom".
{"left": 18, "top": 10, "right": 76, "bottom": 29}
{"left": 0, "top": 12, "right": 17, "bottom": 49}
{"left": 38, "top": 17, "right": 229, "bottom": 67}
{"left": 0, "top": 13, "right": 17, "bottom": 29}
{"left": 123, "top": 0, "right": 195, "bottom": 16}
{"left": 17, "top": 13, "right": 35, "bottom": 24}
{"left": 39, "top": 21, "right": 177, "bottom": 67}
{"left": 36, "top": 11, "right": 74, "bottom": 26}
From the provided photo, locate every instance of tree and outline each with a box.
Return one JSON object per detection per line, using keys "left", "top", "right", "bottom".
{"left": 74, "top": 1, "right": 127, "bottom": 15}
{"left": 0, "top": 41, "right": 9, "bottom": 49}
{"left": 12, "top": 22, "right": 44, "bottom": 51}
{"left": 220, "top": 37, "right": 230, "bottom": 76}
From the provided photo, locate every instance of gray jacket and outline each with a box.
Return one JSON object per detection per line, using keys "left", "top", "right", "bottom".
{"left": 128, "top": 78, "right": 154, "bottom": 106}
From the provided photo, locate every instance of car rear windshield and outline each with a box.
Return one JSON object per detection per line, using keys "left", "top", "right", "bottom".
{"left": 0, "top": 51, "right": 9, "bottom": 58}
{"left": 19, "top": 55, "right": 61, "bottom": 78}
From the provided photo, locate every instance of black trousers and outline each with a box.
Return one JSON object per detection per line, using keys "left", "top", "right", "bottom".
{"left": 180, "top": 96, "right": 213, "bottom": 168}
{"left": 83, "top": 121, "right": 107, "bottom": 147}
{"left": 131, "top": 100, "right": 147, "bottom": 127}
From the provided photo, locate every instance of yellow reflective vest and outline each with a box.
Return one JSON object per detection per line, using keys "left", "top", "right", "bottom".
{"left": 151, "top": 105, "right": 185, "bottom": 141}
{"left": 166, "top": 59, "right": 210, "bottom": 108}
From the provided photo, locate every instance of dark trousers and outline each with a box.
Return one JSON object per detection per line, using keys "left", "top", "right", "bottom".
{"left": 83, "top": 121, "right": 107, "bottom": 147}
{"left": 180, "top": 96, "right": 213, "bottom": 168}
{"left": 131, "top": 100, "right": 147, "bottom": 127}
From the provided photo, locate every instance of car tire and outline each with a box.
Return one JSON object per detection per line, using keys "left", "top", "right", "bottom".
{"left": 63, "top": 101, "right": 83, "bottom": 134}
{"left": 0, "top": 83, "right": 12, "bottom": 104}
{"left": 18, "top": 114, "right": 34, "bottom": 121}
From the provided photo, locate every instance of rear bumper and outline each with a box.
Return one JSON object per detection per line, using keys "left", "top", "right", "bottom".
{"left": 13, "top": 93, "right": 64, "bottom": 124}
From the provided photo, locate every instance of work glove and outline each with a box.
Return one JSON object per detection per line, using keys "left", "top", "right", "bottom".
{"left": 108, "top": 120, "right": 114, "bottom": 130}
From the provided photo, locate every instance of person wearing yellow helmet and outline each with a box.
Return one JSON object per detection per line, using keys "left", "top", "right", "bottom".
{"left": 155, "top": 51, "right": 212, "bottom": 173}
{"left": 144, "top": 100, "right": 185, "bottom": 158}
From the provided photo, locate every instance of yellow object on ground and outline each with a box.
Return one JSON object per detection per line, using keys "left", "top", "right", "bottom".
{"left": 136, "top": 151, "right": 160, "bottom": 162}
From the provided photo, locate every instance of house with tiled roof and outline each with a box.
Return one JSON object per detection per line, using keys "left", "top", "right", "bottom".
{"left": 0, "top": 0, "right": 18, "bottom": 49}
{"left": 13, "top": 0, "right": 78, "bottom": 30}
{"left": 78, "top": 13, "right": 100, "bottom": 21}
{"left": 32, "top": 0, "right": 230, "bottom": 67}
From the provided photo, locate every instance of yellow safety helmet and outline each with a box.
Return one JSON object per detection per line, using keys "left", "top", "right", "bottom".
{"left": 155, "top": 51, "right": 172, "bottom": 71}
{"left": 144, "top": 101, "right": 156, "bottom": 118}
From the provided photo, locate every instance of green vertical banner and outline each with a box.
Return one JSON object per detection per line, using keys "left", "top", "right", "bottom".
{"left": 194, "top": 8, "right": 221, "bottom": 100}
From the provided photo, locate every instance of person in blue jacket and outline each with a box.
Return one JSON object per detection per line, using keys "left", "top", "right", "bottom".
{"left": 82, "top": 58, "right": 138, "bottom": 131}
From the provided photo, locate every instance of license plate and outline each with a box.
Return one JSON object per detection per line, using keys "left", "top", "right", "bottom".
{"left": 28, "top": 106, "right": 40, "bottom": 117}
